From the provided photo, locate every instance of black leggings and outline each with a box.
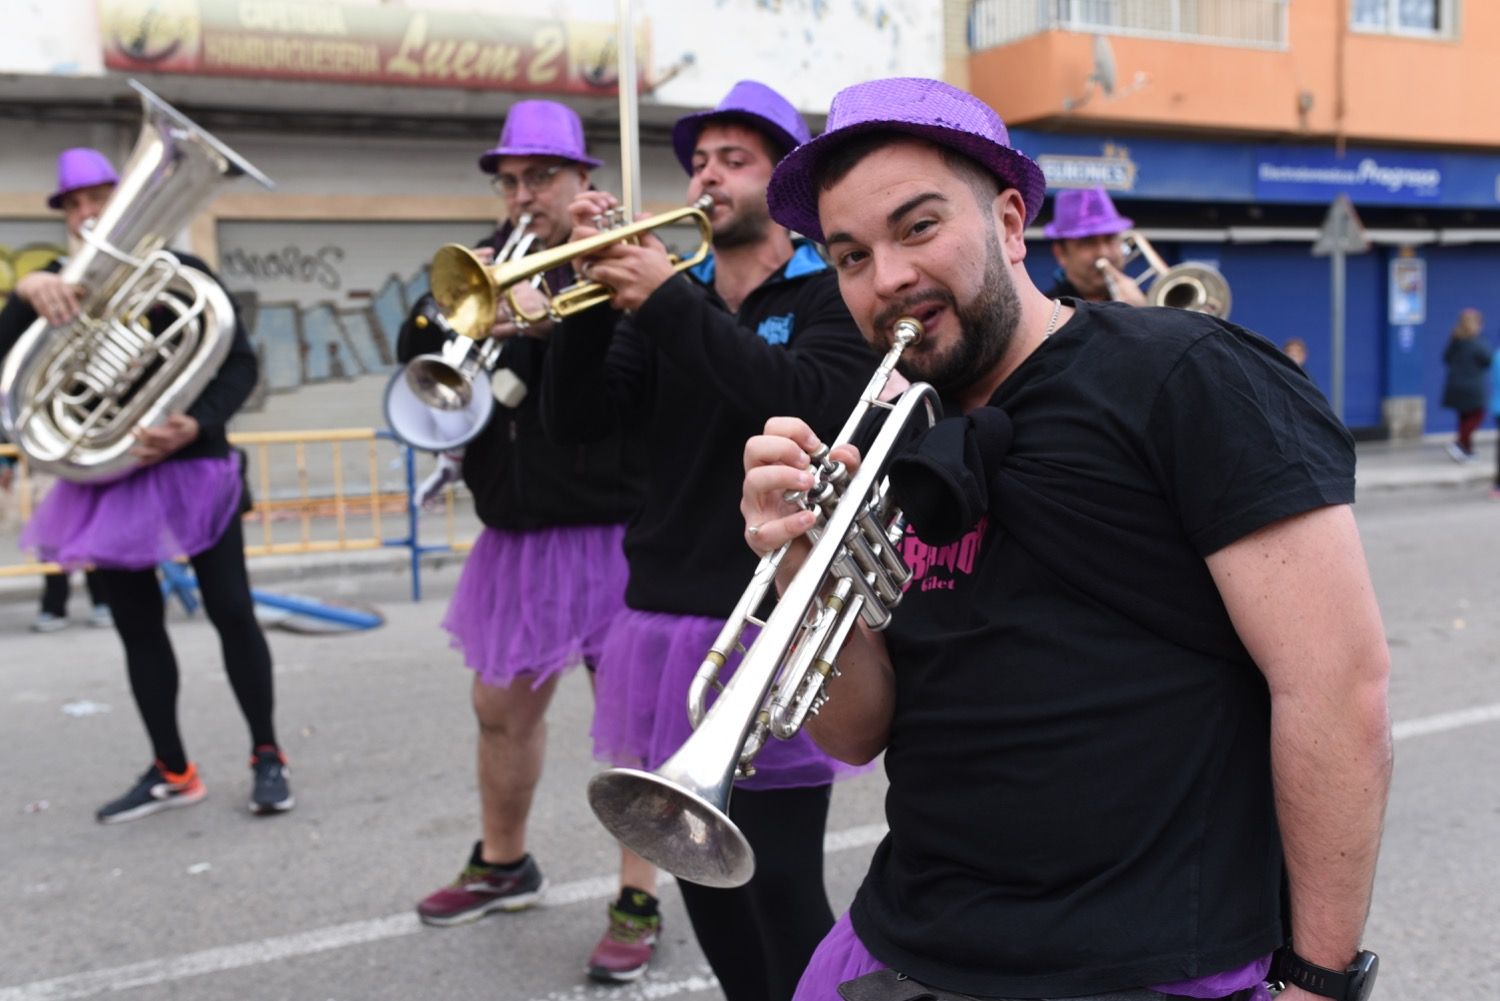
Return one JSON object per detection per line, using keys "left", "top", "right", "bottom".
{"left": 95, "top": 516, "right": 276, "bottom": 773}
{"left": 676, "top": 784, "right": 835, "bottom": 1001}
{"left": 40, "top": 570, "right": 105, "bottom": 617}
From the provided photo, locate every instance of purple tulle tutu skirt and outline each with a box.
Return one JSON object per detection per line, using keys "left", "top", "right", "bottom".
{"left": 442, "top": 524, "right": 628, "bottom": 688}
{"left": 793, "top": 913, "right": 1274, "bottom": 1001}
{"left": 591, "top": 608, "right": 869, "bottom": 792}
{"left": 21, "top": 456, "right": 243, "bottom": 571}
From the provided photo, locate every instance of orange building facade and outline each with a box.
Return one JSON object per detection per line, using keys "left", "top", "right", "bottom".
{"left": 963, "top": 0, "right": 1500, "bottom": 436}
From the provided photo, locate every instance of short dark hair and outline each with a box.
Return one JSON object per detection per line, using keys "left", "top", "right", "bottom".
{"left": 812, "top": 130, "right": 1003, "bottom": 209}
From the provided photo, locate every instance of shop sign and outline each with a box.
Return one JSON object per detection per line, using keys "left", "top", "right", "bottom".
{"left": 1255, "top": 148, "right": 1443, "bottom": 205}
{"left": 99, "top": 0, "right": 644, "bottom": 94}
{"left": 1035, "top": 143, "right": 1138, "bottom": 191}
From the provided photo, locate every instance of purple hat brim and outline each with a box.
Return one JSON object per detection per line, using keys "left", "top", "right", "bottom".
{"left": 671, "top": 110, "right": 801, "bottom": 176}
{"left": 477, "top": 147, "right": 603, "bottom": 174}
{"left": 1042, "top": 214, "right": 1134, "bottom": 240}
{"left": 767, "top": 120, "right": 1047, "bottom": 244}
{"left": 46, "top": 179, "right": 116, "bottom": 210}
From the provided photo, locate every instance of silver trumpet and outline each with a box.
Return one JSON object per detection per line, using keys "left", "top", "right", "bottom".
{"left": 382, "top": 215, "right": 537, "bottom": 452}
{"left": 0, "top": 81, "right": 273, "bottom": 482}
{"left": 1101, "top": 229, "right": 1232, "bottom": 318}
{"left": 587, "top": 317, "right": 938, "bottom": 888}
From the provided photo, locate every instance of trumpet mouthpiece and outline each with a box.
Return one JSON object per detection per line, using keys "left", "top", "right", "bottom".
{"left": 893, "top": 316, "right": 924, "bottom": 344}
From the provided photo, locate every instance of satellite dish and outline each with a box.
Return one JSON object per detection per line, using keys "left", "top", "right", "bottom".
{"left": 1092, "top": 35, "right": 1117, "bottom": 96}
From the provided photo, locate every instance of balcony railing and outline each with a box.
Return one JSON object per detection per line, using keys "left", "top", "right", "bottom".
{"left": 970, "top": 0, "right": 1290, "bottom": 51}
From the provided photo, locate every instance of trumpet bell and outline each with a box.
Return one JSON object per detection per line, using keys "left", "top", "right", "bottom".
{"left": 383, "top": 362, "right": 492, "bottom": 452}
{"left": 406, "top": 354, "right": 474, "bottom": 411}
{"left": 1150, "top": 264, "right": 1232, "bottom": 318}
{"left": 587, "top": 768, "right": 754, "bottom": 889}
{"left": 430, "top": 245, "right": 496, "bottom": 340}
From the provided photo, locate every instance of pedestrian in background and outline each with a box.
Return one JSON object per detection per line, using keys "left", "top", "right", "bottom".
{"left": 1440, "top": 307, "right": 1491, "bottom": 462}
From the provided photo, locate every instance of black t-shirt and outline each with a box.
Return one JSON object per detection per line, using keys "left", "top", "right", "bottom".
{"left": 850, "top": 300, "right": 1355, "bottom": 997}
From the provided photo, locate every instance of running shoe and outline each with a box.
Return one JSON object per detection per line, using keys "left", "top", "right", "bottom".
{"left": 30, "top": 612, "right": 69, "bottom": 633}
{"left": 250, "top": 746, "right": 294, "bottom": 815}
{"left": 586, "top": 894, "right": 661, "bottom": 983}
{"left": 416, "top": 844, "right": 546, "bottom": 926}
{"left": 96, "top": 762, "right": 206, "bottom": 824}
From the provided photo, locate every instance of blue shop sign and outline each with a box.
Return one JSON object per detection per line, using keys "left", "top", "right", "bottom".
{"left": 1008, "top": 128, "right": 1500, "bottom": 209}
{"left": 1254, "top": 148, "right": 1442, "bottom": 204}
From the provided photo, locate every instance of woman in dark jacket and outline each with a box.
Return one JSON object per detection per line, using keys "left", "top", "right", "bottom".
{"left": 1440, "top": 308, "right": 1492, "bottom": 461}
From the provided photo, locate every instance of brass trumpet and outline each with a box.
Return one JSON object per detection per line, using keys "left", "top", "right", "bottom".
{"left": 429, "top": 195, "right": 715, "bottom": 338}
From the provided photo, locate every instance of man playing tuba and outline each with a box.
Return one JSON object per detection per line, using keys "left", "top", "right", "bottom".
{"left": 0, "top": 147, "right": 293, "bottom": 823}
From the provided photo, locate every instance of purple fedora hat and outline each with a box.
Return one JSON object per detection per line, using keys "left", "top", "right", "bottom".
{"left": 671, "top": 80, "right": 811, "bottom": 175}
{"left": 478, "top": 100, "right": 602, "bottom": 174}
{"left": 1042, "top": 187, "right": 1133, "bottom": 240}
{"left": 767, "top": 78, "right": 1046, "bottom": 244}
{"left": 47, "top": 148, "right": 119, "bottom": 209}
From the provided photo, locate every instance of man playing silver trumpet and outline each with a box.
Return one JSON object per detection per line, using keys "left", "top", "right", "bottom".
{"left": 538, "top": 80, "right": 877, "bottom": 1001}
{"left": 741, "top": 78, "right": 1390, "bottom": 1001}
{"left": 393, "top": 99, "right": 659, "bottom": 985}
{"left": 1043, "top": 186, "right": 1148, "bottom": 304}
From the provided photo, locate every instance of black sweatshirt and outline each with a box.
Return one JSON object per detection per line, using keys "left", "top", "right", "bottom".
{"left": 0, "top": 253, "right": 257, "bottom": 464}
{"left": 540, "top": 243, "right": 877, "bottom": 617}
{"left": 395, "top": 225, "right": 645, "bottom": 531}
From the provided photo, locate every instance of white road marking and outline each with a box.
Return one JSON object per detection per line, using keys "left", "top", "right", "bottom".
{"left": 3, "top": 704, "right": 1495, "bottom": 1001}
{"left": 1391, "top": 700, "right": 1500, "bottom": 741}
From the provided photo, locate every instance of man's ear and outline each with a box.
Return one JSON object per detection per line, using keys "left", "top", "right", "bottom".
{"left": 992, "top": 189, "right": 1029, "bottom": 262}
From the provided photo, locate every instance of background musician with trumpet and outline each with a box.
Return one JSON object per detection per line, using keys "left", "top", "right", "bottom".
{"left": 0, "top": 146, "right": 292, "bottom": 823}
{"left": 746, "top": 78, "right": 1391, "bottom": 1001}
{"left": 539, "top": 80, "right": 876, "bottom": 1001}
{"left": 394, "top": 100, "right": 655, "bottom": 983}
{"left": 1042, "top": 186, "right": 1148, "bottom": 305}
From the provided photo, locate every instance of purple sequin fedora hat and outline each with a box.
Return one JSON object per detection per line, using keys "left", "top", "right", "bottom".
{"left": 671, "top": 80, "right": 811, "bottom": 175}
{"left": 47, "top": 148, "right": 119, "bottom": 209}
{"left": 478, "top": 100, "right": 602, "bottom": 174}
{"left": 767, "top": 78, "right": 1046, "bottom": 244}
{"left": 1042, "top": 187, "right": 1133, "bottom": 240}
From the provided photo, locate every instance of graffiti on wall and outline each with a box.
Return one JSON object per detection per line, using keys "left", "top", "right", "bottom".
{"left": 218, "top": 220, "right": 474, "bottom": 409}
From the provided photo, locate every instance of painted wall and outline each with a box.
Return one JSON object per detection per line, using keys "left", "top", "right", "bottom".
{"left": 972, "top": 3, "right": 1500, "bottom": 149}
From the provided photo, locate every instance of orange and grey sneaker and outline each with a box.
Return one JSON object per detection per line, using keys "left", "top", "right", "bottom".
{"left": 96, "top": 761, "right": 207, "bottom": 824}
{"left": 586, "top": 888, "right": 661, "bottom": 983}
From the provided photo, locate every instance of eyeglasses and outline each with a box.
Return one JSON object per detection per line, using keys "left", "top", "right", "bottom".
{"left": 491, "top": 165, "right": 566, "bottom": 195}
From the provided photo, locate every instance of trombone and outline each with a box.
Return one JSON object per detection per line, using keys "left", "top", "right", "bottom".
{"left": 1103, "top": 230, "right": 1232, "bottom": 319}
{"left": 429, "top": 195, "right": 715, "bottom": 338}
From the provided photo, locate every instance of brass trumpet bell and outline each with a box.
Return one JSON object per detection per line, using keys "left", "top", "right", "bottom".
{"left": 428, "top": 197, "right": 715, "bottom": 338}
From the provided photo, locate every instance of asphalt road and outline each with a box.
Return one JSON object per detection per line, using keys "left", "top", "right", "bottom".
{"left": 1, "top": 484, "right": 1497, "bottom": 1000}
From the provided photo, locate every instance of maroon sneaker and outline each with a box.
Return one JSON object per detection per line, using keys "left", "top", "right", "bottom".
{"left": 586, "top": 898, "right": 661, "bottom": 983}
{"left": 415, "top": 844, "right": 546, "bottom": 927}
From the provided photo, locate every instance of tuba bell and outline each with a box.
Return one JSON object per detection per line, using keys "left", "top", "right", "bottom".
{"left": 0, "top": 81, "right": 273, "bottom": 483}
{"left": 1103, "top": 230, "right": 1232, "bottom": 319}
{"left": 587, "top": 318, "right": 938, "bottom": 888}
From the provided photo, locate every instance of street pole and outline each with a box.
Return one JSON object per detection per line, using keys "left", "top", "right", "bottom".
{"left": 1331, "top": 244, "right": 1345, "bottom": 420}
{"left": 616, "top": 0, "right": 639, "bottom": 221}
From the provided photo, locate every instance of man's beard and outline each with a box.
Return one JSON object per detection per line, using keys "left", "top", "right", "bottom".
{"left": 711, "top": 195, "right": 772, "bottom": 250}
{"left": 875, "top": 226, "right": 1020, "bottom": 399}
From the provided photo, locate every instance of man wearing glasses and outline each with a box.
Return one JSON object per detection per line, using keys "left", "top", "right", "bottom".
{"left": 399, "top": 100, "right": 653, "bottom": 983}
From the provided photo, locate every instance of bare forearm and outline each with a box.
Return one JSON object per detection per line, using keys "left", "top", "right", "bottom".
{"left": 804, "top": 623, "right": 895, "bottom": 765}
{"left": 1272, "top": 676, "right": 1392, "bottom": 968}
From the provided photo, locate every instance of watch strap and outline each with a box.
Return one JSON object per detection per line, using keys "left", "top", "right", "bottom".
{"left": 1270, "top": 948, "right": 1351, "bottom": 999}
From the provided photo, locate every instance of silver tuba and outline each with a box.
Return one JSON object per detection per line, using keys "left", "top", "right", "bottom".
{"left": 1103, "top": 230, "right": 1232, "bottom": 319}
{"left": 587, "top": 318, "right": 938, "bottom": 888}
{"left": 382, "top": 215, "right": 537, "bottom": 453}
{"left": 0, "top": 80, "right": 273, "bottom": 483}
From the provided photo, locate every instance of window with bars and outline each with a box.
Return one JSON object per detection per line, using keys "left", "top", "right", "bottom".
{"left": 1351, "top": 0, "right": 1457, "bottom": 36}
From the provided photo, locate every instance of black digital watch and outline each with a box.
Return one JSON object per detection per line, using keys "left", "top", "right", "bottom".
{"left": 1270, "top": 947, "right": 1379, "bottom": 1001}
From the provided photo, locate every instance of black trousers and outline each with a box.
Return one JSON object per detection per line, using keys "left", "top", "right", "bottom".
{"left": 94, "top": 515, "right": 276, "bottom": 774}
{"left": 40, "top": 570, "right": 106, "bottom": 617}
{"left": 677, "top": 784, "right": 835, "bottom": 1001}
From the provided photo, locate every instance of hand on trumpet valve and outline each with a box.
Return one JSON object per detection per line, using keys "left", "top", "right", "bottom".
{"left": 490, "top": 281, "right": 552, "bottom": 338}
{"left": 741, "top": 416, "right": 861, "bottom": 559}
